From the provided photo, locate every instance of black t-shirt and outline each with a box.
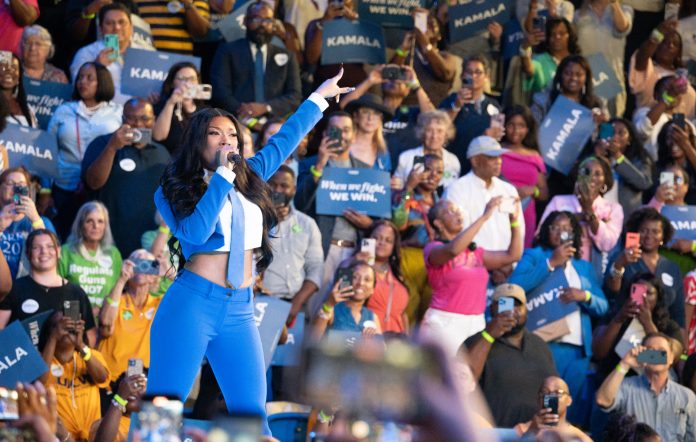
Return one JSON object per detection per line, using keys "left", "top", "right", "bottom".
{"left": 0, "top": 276, "right": 96, "bottom": 330}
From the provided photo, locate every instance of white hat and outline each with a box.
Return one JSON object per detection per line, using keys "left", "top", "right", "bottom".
{"left": 466, "top": 135, "right": 508, "bottom": 159}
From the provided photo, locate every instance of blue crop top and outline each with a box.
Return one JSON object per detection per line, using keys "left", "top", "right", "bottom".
{"left": 154, "top": 95, "right": 327, "bottom": 259}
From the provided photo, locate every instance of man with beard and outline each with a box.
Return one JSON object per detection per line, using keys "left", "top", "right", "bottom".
{"left": 461, "top": 283, "right": 557, "bottom": 428}
{"left": 210, "top": 1, "right": 301, "bottom": 129}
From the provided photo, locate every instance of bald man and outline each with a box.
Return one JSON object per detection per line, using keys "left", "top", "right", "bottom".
{"left": 514, "top": 376, "right": 592, "bottom": 442}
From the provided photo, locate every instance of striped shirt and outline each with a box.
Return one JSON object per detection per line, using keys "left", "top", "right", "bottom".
{"left": 134, "top": 0, "right": 210, "bottom": 54}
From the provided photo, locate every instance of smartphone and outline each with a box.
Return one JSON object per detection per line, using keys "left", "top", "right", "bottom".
{"left": 208, "top": 414, "right": 263, "bottom": 442}
{"left": 12, "top": 185, "right": 28, "bottom": 205}
{"left": 498, "top": 196, "right": 517, "bottom": 215}
{"left": 0, "top": 50, "right": 12, "bottom": 66}
{"left": 184, "top": 84, "right": 212, "bottom": 100}
{"left": 63, "top": 300, "right": 81, "bottom": 322}
{"left": 270, "top": 190, "right": 288, "bottom": 207}
{"left": 664, "top": 1, "right": 680, "bottom": 21}
{"left": 134, "top": 395, "right": 183, "bottom": 442}
{"left": 103, "top": 34, "right": 120, "bottom": 61}
{"left": 414, "top": 10, "right": 428, "bottom": 34}
{"left": 598, "top": 122, "right": 614, "bottom": 140}
{"left": 625, "top": 232, "right": 640, "bottom": 249}
{"left": 361, "top": 238, "right": 376, "bottom": 266}
{"left": 498, "top": 296, "right": 514, "bottom": 313}
{"left": 128, "top": 128, "right": 153, "bottom": 145}
{"left": 532, "top": 16, "right": 547, "bottom": 35}
{"left": 382, "top": 65, "right": 407, "bottom": 81}
{"left": 630, "top": 283, "right": 648, "bottom": 306}
{"left": 673, "top": 113, "right": 686, "bottom": 130}
{"left": 412, "top": 155, "right": 425, "bottom": 173}
{"left": 462, "top": 76, "right": 473, "bottom": 87}
{"left": 131, "top": 257, "right": 160, "bottom": 275}
{"left": 127, "top": 358, "right": 144, "bottom": 377}
{"left": 336, "top": 267, "right": 353, "bottom": 291}
{"left": 543, "top": 394, "right": 559, "bottom": 417}
{"left": 327, "top": 125, "right": 343, "bottom": 151}
{"left": 0, "top": 388, "right": 19, "bottom": 421}
{"left": 659, "top": 171, "right": 675, "bottom": 187}
{"left": 636, "top": 349, "right": 668, "bottom": 365}
{"left": 302, "top": 337, "right": 440, "bottom": 423}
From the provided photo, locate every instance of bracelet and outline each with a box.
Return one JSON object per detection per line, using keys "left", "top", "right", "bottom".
{"left": 610, "top": 263, "right": 625, "bottom": 279}
{"left": 546, "top": 258, "right": 555, "bottom": 272}
{"left": 584, "top": 291, "right": 592, "bottom": 303}
{"left": 318, "top": 409, "right": 334, "bottom": 423}
{"left": 105, "top": 296, "right": 119, "bottom": 308}
{"left": 533, "top": 186, "right": 540, "bottom": 199}
{"left": 316, "top": 21, "right": 324, "bottom": 30}
{"left": 318, "top": 310, "right": 332, "bottom": 321}
{"left": 31, "top": 220, "right": 44, "bottom": 229}
{"left": 510, "top": 220, "right": 520, "bottom": 228}
{"left": 38, "top": 187, "right": 52, "bottom": 195}
{"left": 481, "top": 330, "right": 495, "bottom": 344}
{"left": 322, "top": 303, "right": 333, "bottom": 313}
{"left": 662, "top": 91, "right": 675, "bottom": 105}
{"left": 409, "top": 80, "right": 421, "bottom": 90}
{"left": 650, "top": 28, "right": 664, "bottom": 44}
{"left": 681, "top": 353, "right": 689, "bottom": 361}
{"left": 111, "top": 398, "right": 126, "bottom": 413}
{"left": 395, "top": 48, "right": 407, "bottom": 57}
{"left": 518, "top": 45, "right": 532, "bottom": 58}
{"left": 615, "top": 155, "right": 625, "bottom": 164}
{"left": 615, "top": 363, "right": 628, "bottom": 374}
{"left": 81, "top": 10, "right": 96, "bottom": 19}
{"left": 81, "top": 347, "right": 92, "bottom": 361}
{"left": 158, "top": 225, "right": 170, "bottom": 235}
{"left": 691, "top": 241, "right": 696, "bottom": 254}
{"left": 113, "top": 394, "right": 128, "bottom": 407}
{"left": 310, "top": 165, "right": 323, "bottom": 178}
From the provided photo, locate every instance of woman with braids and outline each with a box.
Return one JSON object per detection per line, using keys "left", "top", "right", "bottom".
{"left": 148, "top": 69, "right": 351, "bottom": 434}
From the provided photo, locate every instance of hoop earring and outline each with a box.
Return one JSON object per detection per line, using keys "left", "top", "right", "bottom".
{"left": 600, "top": 184, "right": 608, "bottom": 194}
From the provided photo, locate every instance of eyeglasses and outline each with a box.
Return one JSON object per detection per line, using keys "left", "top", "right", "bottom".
{"left": 175, "top": 75, "right": 197, "bottom": 82}
{"left": 549, "top": 225, "right": 573, "bottom": 234}
{"left": 248, "top": 17, "right": 274, "bottom": 26}
{"left": 539, "top": 389, "right": 568, "bottom": 397}
{"left": 23, "top": 40, "right": 50, "bottom": 48}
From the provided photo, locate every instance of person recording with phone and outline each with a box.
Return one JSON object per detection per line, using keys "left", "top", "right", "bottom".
{"left": 148, "top": 70, "right": 349, "bottom": 435}
{"left": 263, "top": 165, "right": 323, "bottom": 327}
{"left": 310, "top": 260, "right": 381, "bottom": 339}
{"left": 39, "top": 310, "right": 110, "bottom": 441}
{"left": 0, "top": 229, "right": 97, "bottom": 347}
{"left": 90, "top": 370, "right": 147, "bottom": 442}
{"left": 653, "top": 121, "right": 696, "bottom": 205}
{"left": 98, "top": 249, "right": 162, "bottom": 383}
{"left": 596, "top": 332, "right": 696, "bottom": 442}
{"left": 153, "top": 62, "right": 209, "bottom": 154}
{"left": 514, "top": 376, "right": 592, "bottom": 441}
{"left": 83, "top": 98, "right": 170, "bottom": 256}
{"left": 421, "top": 197, "right": 522, "bottom": 355}
{"left": 510, "top": 211, "right": 608, "bottom": 424}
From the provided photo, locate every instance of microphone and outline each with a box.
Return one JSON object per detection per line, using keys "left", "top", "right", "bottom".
{"left": 227, "top": 153, "right": 242, "bottom": 165}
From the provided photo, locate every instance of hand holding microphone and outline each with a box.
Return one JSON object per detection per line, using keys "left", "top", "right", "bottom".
{"left": 215, "top": 143, "right": 242, "bottom": 171}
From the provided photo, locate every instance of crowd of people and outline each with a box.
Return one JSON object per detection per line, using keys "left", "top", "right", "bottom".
{"left": 0, "top": 0, "right": 696, "bottom": 440}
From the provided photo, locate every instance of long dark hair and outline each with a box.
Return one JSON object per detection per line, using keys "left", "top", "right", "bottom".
{"left": 610, "top": 118, "right": 649, "bottom": 164}
{"left": 503, "top": 105, "right": 539, "bottom": 151}
{"left": 8, "top": 53, "right": 34, "bottom": 126}
{"left": 656, "top": 121, "right": 696, "bottom": 170}
{"left": 623, "top": 207, "right": 675, "bottom": 246}
{"left": 71, "top": 62, "right": 115, "bottom": 103}
{"left": 160, "top": 108, "right": 278, "bottom": 272}
{"left": 534, "top": 210, "right": 582, "bottom": 258}
{"left": 159, "top": 62, "right": 201, "bottom": 100}
{"left": 549, "top": 55, "right": 601, "bottom": 110}
{"left": 365, "top": 220, "right": 406, "bottom": 285}
{"left": 626, "top": 272, "right": 676, "bottom": 336}
{"left": 540, "top": 17, "right": 581, "bottom": 55}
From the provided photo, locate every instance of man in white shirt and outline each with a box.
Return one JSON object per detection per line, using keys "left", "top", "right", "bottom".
{"left": 443, "top": 135, "right": 524, "bottom": 252}
{"left": 70, "top": 3, "right": 155, "bottom": 104}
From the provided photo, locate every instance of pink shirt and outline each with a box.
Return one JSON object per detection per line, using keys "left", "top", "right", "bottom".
{"left": 0, "top": 0, "right": 39, "bottom": 55}
{"left": 501, "top": 151, "right": 546, "bottom": 248}
{"left": 538, "top": 194, "right": 623, "bottom": 260}
{"left": 423, "top": 242, "right": 489, "bottom": 315}
{"left": 684, "top": 271, "right": 696, "bottom": 354}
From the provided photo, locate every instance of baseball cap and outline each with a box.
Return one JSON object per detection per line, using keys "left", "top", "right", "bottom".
{"left": 492, "top": 283, "right": 526, "bottom": 304}
{"left": 466, "top": 135, "right": 508, "bottom": 159}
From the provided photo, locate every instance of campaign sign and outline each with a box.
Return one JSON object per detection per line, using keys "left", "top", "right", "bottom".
{"left": 586, "top": 53, "right": 622, "bottom": 100}
{"left": 316, "top": 168, "right": 392, "bottom": 219}
{"left": 254, "top": 296, "right": 291, "bottom": 370}
{"left": 0, "top": 321, "right": 48, "bottom": 387}
{"left": 321, "top": 19, "right": 386, "bottom": 65}
{"left": 502, "top": 18, "right": 524, "bottom": 60}
{"left": 539, "top": 95, "right": 594, "bottom": 175}
{"left": 0, "top": 125, "right": 58, "bottom": 179}
{"left": 121, "top": 48, "right": 201, "bottom": 97}
{"left": 272, "top": 312, "right": 305, "bottom": 366}
{"left": 357, "top": 0, "right": 424, "bottom": 28}
{"left": 216, "top": 5, "right": 248, "bottom": 42}
{"left": 131, "top": 15, "right": 155, "bottom": 48}
{"left": 662, "top": 205, "right": 696, "bottom": 241}
{"left": 525, "top": 268, "right": 578, "bottom": 332}
{"left": 448, "top": 0, "right": 511, "bottom": 44}
{"left": 21, "top": 310, "right": 54, "bottom": 348}
{"left": 23, "top": 77, "right": 73, "bottom": 130}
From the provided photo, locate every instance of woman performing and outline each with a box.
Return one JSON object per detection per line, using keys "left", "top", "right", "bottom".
{"left": 148, "top": 70, "right": 350, "bottom": 434}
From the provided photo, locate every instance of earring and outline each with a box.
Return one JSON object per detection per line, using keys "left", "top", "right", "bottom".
{"left": 600, "top": 184, "right": 608, "bottom": 194}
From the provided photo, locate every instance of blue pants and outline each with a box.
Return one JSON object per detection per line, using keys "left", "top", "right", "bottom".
{"left": 148, "top": 270, "right": 270, "bottom": 434}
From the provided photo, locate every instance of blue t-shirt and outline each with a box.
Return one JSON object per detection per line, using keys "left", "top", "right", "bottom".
{"left": 331, "top": 302, "right": 376, "bottom": 333}
{"left": 1, "top": 216, "right": 56, "bottom": 278}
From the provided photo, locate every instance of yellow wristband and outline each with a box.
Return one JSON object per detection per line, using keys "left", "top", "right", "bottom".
{"left": 81, "top": 347, "right": 92, "bottom": 361}
{"left": 616, "top": 155, "right": 625, "bottom": 164}
{"left": 322, "top": 303, "right": 333, "bottom": 313}
{"left": 158, "top": 225, "right": 170, "bottom": 235}
{"left": 615, "top": 363, "right": 628, "bottom": 374}
{"left": 113, "top": 394, "right": 128, "bottom": 407}
{"left": 510, "top": 220, "right": 520, "bottom": 228}
{"left": 395, "top": 48, "right": 407, "bottom": 57}
{"left": 533, "top": 186, "right": 540, "bottom": 199}
{"left": 38, "top": 188, "right": 52, "bottom": 195}
{"left": 31, "top": 220, "right": 44, "bottom": 229}
{"left": 691, "top": 241, "right": 696, "bottom": 254}
{"left": 681, "top": 353, "right": 689, "bottom": 361}
{"left": 585, "top": 291, "right": 592, "bottom": 303}
{"left": 481, "top": 330, "right": 495, "bottom": 344}
{"left": 310, "top": 165, "right": 323, "bottom": 178}
{"left": 81, "top": 10, "right": 96, "bottom": 19}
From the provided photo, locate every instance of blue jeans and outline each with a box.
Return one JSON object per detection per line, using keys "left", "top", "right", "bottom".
{"left": 148, "top": 270, "right": 270, "bottom": 434}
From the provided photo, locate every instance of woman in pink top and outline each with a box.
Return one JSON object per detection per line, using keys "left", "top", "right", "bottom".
{"left": 501, "top": 105, "right": 549, "bottom": 248}
{"left": 538, "top": 156, "right": 624, "bottom": 278}
{"left": 420, "top": 198, "right": 523, "bottom": 356}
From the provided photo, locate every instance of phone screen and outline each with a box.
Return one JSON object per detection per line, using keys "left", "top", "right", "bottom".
{"left": 414, "top": 11, "right": 428, "bottom": 34}
{"left": 0, "top": 388, "right": 19, "bottom": 421}
{"left": 664, "top": 2, "right": 679, "bottom": 20}
{"left": 543, "top": 394, "right": 559, "bottom": 416}
{"left": 630, "top": 283, "right": 647, "bottom": 306}
{"left": 498, "top": 297, "right": 514, "bottom": 313}
{"left": 660, "top": 171, "right": 675, "bottom": 187}
{"left": 625, "top": 232, "right": 640, "bottom": 249}
{"left": 208, "top": 415, "right": 263, "bottom": 442}
{"left": 360, "top": 238, "right": 376, "bottom": 265}
{"left": 673, "top": 113, "right": 686, "bottom": 130}
{"left": 598, "top": 122, "right": 614, "bottom": 140}
{"left": 336, "top": 268, "right": 353, "bottom": 291}
{"left": 135, "top": 396, "right": 183, "bottom": 442}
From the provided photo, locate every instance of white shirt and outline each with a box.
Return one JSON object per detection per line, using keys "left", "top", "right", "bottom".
{"left": 249, "top": 42, "right": 268, "bottom": 71}
{"left": 680, "top": 15, "right": 696, "bottom": 63}
{"left": 393, "top": 146, "right": 461, "bottom": 190}
{"left": 443, "top": 172, "right": 525, "bottom": 251}
{"left": 213, "top": 167, "right": 263, "bottom": 251}
{"left": 633, "top": 106, "right": 696, "bottom": 161}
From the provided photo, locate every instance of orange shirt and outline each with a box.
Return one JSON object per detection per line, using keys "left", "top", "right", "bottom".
{"left": 46, "top": 349, "right": 111, "bottom": 440}
{"left": 98, "top": 294, "right": 162, "bottom": 382}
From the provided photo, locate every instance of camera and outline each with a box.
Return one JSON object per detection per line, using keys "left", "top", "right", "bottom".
{"left": 381, "top": 65, "right": 408, "bottom": 81}
{"left": 131, "top": 258, "right": 160, "bottom": 275}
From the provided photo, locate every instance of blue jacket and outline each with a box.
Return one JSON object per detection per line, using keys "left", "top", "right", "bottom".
{"left": 509, "top": 247, "right": 609, "bottom": 358}
{"left": 154, "top": 97, "right": 324, "bottom": 259}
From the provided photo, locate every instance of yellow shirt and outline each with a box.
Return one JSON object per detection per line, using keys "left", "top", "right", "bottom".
{"left": 46, "top": 349, "right": 111, "bottom": 440}
{"left": 98, "top": 293, "right": 162, "bottom": 382}
{"left": 89, "top": 415, "right": 131, "bottom": 442}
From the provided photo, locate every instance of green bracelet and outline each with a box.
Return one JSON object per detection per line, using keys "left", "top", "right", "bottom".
{"left": 481, "top": 330, "right": 495, "bottom": 344}
{"left": 395, "top": 48, "right": 407, "bottom": 57}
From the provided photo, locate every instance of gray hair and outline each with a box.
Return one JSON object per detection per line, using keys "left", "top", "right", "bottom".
{"left": 415, "top": 110, "right": 456, "bottom": 142}
{"left": 66, "top": 201, "right": 115, "bottom": 251}
{"left": 21, "top": 25, "right": 55, "bottom": 60}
